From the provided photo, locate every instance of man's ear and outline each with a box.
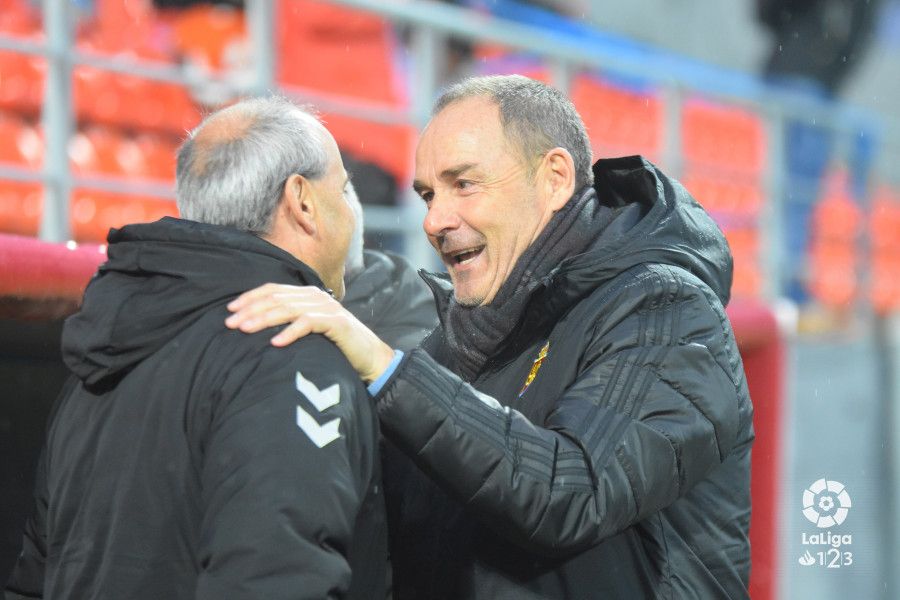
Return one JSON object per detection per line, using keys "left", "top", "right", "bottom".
{"left": 283, "top": 173, "right": 317, "bottom": 235}
{"left": 540, "top": 147, "right": 577, "bottom": 211}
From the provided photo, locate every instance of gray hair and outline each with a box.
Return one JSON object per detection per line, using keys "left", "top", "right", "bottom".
{"left": 433, "top": 75, "right": 593, "bottom": 190}
{"left": 343, "top": 179, "right": 366, "bottom": 279}
{"left": 176, "top": 96, "right": 329, "bottom": 235}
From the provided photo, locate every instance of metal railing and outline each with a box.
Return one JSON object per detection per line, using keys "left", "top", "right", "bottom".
{"left": 0, "top": 0, "right": 897, "bottom": 296}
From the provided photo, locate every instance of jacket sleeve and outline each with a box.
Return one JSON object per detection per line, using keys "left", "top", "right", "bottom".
{"left": 3, "top": 447, "right": 49, "bottom": 600}
{"left": 5, "top": 376, "right": 79, "bottom": 600}
{"left": 374, "top": 275, "right": 744, "bottom": 557}
{"left": 195, "top": 343, "right": 375, "bottom": 599}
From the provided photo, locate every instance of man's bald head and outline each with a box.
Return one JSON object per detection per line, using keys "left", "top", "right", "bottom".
{"left": 176, "top": 97, "right": 329, "bottom": 234}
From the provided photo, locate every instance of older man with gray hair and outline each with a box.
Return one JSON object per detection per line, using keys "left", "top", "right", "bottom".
{"left": 229, "top": 75, "right": 754, "bottom": 599}
{"left": 5, "top": 97, "right": 387, "bottom": 600}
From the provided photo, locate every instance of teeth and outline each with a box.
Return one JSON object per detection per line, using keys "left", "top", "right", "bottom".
{"left": 453, "top": 247, "right": 481, "bottom": 264}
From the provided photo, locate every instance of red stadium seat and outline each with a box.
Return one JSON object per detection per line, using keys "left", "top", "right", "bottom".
{"left": 0, "top": 180, "right": 42, "bottom": 237}
{"left": 869, "top": 187, "right": 900, "bottom": 314}
{"left": 68, "top": 125, "right": 128, "bottom": 176}
{"left": 0, "top": 51, "right": 45, "bottom": 115}
{"left": 0, "top": 0, "right": 42, "bottom": 38}
{"left": 171, "top": 4, "right": 246, "bottom": 70}
{"left": 133, "top": 133, "right": 179, "bottom": 181}
{"left": 276, "top": 0, "right": 411, "bottom": 183}
{"left": 571, "top": 76, "right": 663, "bottom": 160}
{"left": 70, "top": 189, "right": 178, "bottom": 243}
{"left": 681, "top": 170, "right": 764, "bottom": 221}
{"left": 0, "top": 111, "right": 43, "bottom": 167}
{"left": 682, "top": 99, "right": 766, "bottom": 176}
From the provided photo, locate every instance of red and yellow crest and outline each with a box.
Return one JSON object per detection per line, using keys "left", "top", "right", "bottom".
{"left": 518, "top": 341, "right": 549, "bottom": 397}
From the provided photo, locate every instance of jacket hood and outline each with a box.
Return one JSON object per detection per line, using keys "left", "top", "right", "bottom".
{"left": 422, "top": 156, "right": 733, "bottom": 326}
{"left": 62, "top": 217, "right": 326, "bottom": 389}
{"left": 568, "top": 155, "right": 733, "bottom": 305}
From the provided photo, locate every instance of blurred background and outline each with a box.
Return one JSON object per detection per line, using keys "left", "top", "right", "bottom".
{"left": 0, "top": 0, "right": 898, "bottom": 598}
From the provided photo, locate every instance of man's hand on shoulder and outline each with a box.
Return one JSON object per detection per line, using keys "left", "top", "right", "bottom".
{"left": 225, "top": 284, "right": 395, "bottom": 384}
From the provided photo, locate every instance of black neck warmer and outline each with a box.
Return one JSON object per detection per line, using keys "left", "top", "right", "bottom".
{"left": 443, "top": 186, "right": 613, "bottom": 381}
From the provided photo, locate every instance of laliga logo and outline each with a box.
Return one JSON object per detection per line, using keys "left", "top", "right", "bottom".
{"left": 802, "top": 478, "right": 851, "bottom": 528}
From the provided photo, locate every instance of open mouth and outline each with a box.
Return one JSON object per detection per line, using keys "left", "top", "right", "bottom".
{"left": 446, "top": 246, "right": 485, "bottom": 266}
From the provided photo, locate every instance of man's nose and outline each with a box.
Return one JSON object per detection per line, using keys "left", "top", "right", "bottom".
{"left": 423, "top": 194, "right": 460, "bottom": 237}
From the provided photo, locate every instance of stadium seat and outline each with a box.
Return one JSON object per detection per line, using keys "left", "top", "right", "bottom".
{"left": 0, "top": 51, "right": 45, "bottom": 116}
{"left": 275, "top": 0, "right": 411, "bottom": 184}
{"left": 0, "top": 180, "right": 42, "bottom": 237}
{"left": 68, "top": 125, "right": 127, "bottom": 177}
{"left": 0, "top": 0, "right": 41, "bottom": 38}
{"left": 170, "top": 3, "right": 246, "bottom": 70}
{"left": 0, "top": 111, "right": 43, "bottom": 167}
{"left": 70, "top": 189, "right": 177, "bottom": 243}
{"left": 682, "top": 99, "right": 766, "bottom": 176}
{"left": 76, "top": 0, "right": 162, "bottom": 59}
{"left": 681, "top": 171, "right": 764, "bottom": 221}
{"left": 869, "top": 187, "right": 900, "bottom": 314}
{"left": 571, "top": 75, "right": 663, "bottom": 160}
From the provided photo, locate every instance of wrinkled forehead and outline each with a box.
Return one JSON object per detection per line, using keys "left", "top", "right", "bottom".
{"left": 416, "top": 98, "right": 515, "bottom": 175}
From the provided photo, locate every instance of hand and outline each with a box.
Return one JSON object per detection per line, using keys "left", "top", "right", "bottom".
{"left": 225, "top": 284, "right": 395, "bottom": 383}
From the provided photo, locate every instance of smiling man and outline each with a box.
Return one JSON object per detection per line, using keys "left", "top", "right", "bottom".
{"left": 227, "top": 75, "right": 754, "bottom": 599}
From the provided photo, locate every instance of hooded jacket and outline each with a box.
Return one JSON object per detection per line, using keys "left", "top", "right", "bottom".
{"left": 343, "top": 250, "right": 437, "bottom": 352}
{"left": 377, "top": 157, "right": 754, "bottom": 599}
{"left": 5, "top": 218, "right": 387, "bottom": 600}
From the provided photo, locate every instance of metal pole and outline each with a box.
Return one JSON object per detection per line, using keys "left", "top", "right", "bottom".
{"left": 246, "top": 0, "right": 276, "bottom": 96}
{"left": 405, "top": 23, "right": 442, "bottom": 269}
{"left": 661, "top": 83, "right": 683, "bottom": 178}
{"left": 550, "top": 59, "right": 572, "bottom": 96}
{"left": 760, "top": 107, "right": 787, "bottom": 300}
{"left": 39, "top": 0, "right": 74, "bottom": 242}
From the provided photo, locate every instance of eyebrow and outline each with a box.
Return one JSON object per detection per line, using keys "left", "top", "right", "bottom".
{"left": 412, "top": 162, "right": 478, "bottom": 194}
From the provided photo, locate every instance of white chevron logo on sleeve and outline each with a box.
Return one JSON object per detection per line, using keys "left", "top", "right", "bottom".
{"left": 294, "top": 371, "right": 341, "bottom": 448}
{"left": 295, "top": 372, "right": 340, "bottom": 411}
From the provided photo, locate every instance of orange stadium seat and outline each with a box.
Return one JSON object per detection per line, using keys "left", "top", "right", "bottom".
{"left": 68, "top": 125, "right": 128, "bottom": 176}
{"left": 0, "top": 0, "right": 41, "bottom": 38}
{"left": 869, "top": 187, "right": 900, "bottom": 314}
{"left": 77, "top": 0, "right": 163, "bottom": 59}
{"left": 70, "top": 190, "right": 177, "bottom": 243}
{"left": 132, "top": 132, "right": 179, "bottom": 181}
{"left": 571, "top": 76, "right": 663, "bottom": 159}
{"left": 0, "top": 180, "right": 42, "bottom": 236}
{"left": 0, "top": 51, "right": 45, "bottom": 115}
{"left": 807, "top": 168, "right": 861, "bottom": 308}
{"left": 74, "top": 67, "right": 199, "bottom": 135}
{"left": 808, "top": 244, "right": 857, "bottom": 307}
{"left": 682, "top": 99, "right": 766, "bottom": 175}
{"left": 0, "top": 111, "right": 43, "bottom": 167}
{"left": 170, "top": 4, "right": 246, "bottom": 70}
{"left": 681, "top": 171, "right": 764, "bottom": 220}
{"left": 811, "top": 168, "right": 862, "bottom": 243}
{"left": 276, "top": 0, "right": 411, "bottom": 183}
{"left": 724, "top": 227, "right": 762, "bottom": 298}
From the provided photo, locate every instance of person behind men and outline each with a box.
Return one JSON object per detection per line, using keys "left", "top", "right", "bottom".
{"left": 227, "top": 75, "right": 754, "bottom": 599}
{"left": 4, "top": 97, "right": 387, "bottom": 600}
{"left": 341, "top": 179, "right": 437, "bottom": 351}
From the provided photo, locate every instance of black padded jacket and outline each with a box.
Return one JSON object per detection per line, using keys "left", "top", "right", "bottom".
{"left": 378, "top": 157, "right": 754, "bottom": 599}
{"left": 5, "top": 218, "right": 387, "bottom": 600}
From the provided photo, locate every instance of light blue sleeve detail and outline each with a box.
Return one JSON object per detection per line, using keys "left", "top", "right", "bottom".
{"left": 366, "top": 349, "right": 404, "bottom": 396}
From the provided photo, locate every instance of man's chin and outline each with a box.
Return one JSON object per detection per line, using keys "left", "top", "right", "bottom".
{"left": 452, "top": 288, "right": 485, "bottom": 307}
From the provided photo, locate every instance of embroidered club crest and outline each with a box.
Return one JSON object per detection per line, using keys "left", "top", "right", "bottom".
{"left": 519, "top": 341, "right": 549, "bottom": 397}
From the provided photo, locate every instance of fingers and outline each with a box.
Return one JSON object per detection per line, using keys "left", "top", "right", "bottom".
{"left": 225, "top": 285, "right": 336, "bottom": 331}
{"left": 227, "top": 282, "right": 286, "bottom": 311}
{"left": 227, "top": 284, "right": 325, "bottom": 312}
{"left": 270, "top": 311, "right": 334, "bottom": 346}
{"left": 271, "top": 317, "right": 314, "bottom": 347}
